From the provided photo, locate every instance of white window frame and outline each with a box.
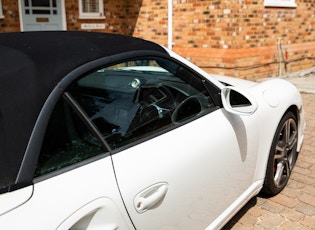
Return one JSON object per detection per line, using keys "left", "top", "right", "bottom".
{"left": 0, "top": 0, "right": 4, "bottom": 19}
{"left": 264, "top": 0, "right": 297, "bottom": 8}
{"left": 79, "top": 0, "right": 105, "bottom": 19}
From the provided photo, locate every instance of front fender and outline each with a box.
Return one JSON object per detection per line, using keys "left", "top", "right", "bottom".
{"left": 248, "top": 78, "right": 305, "bottom": 181}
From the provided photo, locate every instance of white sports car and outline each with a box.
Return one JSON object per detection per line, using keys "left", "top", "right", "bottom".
{"left": 0, "top": 31, "right": 305, "bottom": 230}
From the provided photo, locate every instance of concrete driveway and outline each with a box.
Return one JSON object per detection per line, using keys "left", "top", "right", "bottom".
{"left": 223, "top": 92, "right": 315, "bottom": 229}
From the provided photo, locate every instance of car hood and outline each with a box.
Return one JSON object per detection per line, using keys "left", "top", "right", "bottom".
{"left": 211, "top": 74, "right": 258, "bottom": 89}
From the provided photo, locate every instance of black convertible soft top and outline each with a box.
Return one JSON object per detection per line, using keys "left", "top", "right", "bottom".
{"left": 0, "top": 31, "right": 168, "bottom": 190}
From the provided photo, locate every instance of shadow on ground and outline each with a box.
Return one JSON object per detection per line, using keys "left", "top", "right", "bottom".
{"left": 222, "top": 192, "right": 273, "bottom": 229}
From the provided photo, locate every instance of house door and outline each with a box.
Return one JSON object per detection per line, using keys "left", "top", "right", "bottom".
{"left": 20, "top": 0, "right": 65, "bottom": 31}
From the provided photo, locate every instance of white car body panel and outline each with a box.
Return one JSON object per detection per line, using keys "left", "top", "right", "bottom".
{"left": 206, "top": 180, "right": 262, "bottom": 229}
{"left": 1, "top": 157, "right": 134, "bottom": 230}
{"left": 113, "top": 107, "right": 260, "bottom": 229}
{"left": 0, "top": 186, "right": 33, "bottom": 216}
{"left": 217, "top": 75, "right": 305, "bottom": 183}
{"left": 213, "top": 75, "right": 258, "bottom": 88}
{"left": 250, "top": 79, "right": 305, "bottom": 180}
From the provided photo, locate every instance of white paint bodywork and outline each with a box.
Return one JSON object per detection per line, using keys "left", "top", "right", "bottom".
{"left": 113, "top": 107, "right": 260, "bottom": 229}
{"left": 1, "top": 157, "right": 134, "bottom": 229}
{"left": 0, "top": 48, "right": 305, "bottom": 230}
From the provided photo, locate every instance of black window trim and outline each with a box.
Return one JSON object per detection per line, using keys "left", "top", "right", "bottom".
{"left": 163, "top": 56, "right": 222, "bottom": 108}
{"left": 14, "top": 86, "right": 64, "bottom": 190}
{"left": 30, "top": 92, "right": 112, "bottom": 184}
{"left": 62, "top": 92, "right": 111, "bottom": 152}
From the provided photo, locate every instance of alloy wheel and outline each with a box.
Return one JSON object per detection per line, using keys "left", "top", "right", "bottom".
{"left": 273, "top": 117, "right": 298, "bottom": 188}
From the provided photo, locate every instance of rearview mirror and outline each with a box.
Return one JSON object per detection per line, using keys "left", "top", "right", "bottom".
{"left": 221, "top": 86, "right": 257, "bottom": 115}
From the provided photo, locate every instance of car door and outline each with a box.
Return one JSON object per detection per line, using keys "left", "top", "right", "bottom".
{"left": 113, "top": 111, "right": 259, "bottom": 229}
{"left": 73, "top": 56, "right": 259, "bottom": 229}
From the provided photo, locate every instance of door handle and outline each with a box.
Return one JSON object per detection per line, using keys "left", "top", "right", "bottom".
{"left": 134, "top": 182, "right": 168, "bottom": 213}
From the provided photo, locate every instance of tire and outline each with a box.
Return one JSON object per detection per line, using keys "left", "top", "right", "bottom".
{"left": 262, "top": 111, "right": 298, "bottom": 195}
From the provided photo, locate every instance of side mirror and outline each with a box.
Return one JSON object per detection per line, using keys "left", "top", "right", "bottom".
{"left": 221, "top": 86, "right": 257, "bottom": 115}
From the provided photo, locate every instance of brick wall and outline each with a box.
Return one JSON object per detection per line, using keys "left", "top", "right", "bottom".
{"left": 66, "top": 0, "right": 139, "bottom": 33}
{"left": 1, "top": 0, "right": 314, "bottom": 79}
{"left": 0, "top": 1, "right": 19, "bottom": 32}
{"left": 130, "top": 0, "right": 315, "bottom": 79}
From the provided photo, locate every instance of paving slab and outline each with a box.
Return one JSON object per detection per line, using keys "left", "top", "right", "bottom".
{"left": 257, "top": 67, "right": 315, "bottom": 94}
{"left": 286, "top": 75, "right": 315, "bottom": 94}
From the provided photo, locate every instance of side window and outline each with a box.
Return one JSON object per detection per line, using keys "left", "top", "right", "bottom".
{"left": 264, "top": 0, "right": 297, "bottom": 8}
{"left": 35, "top": 97, "right": 105, "bottom": 177}
{"left": 79, "top": 0, "right": 105, "bottom": 19}
{"left": 67, "top": 57, "right": 216, "bottom": 150}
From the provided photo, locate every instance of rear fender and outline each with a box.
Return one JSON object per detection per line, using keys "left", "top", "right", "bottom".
{"left": 0, "top": 185, "right": 33, "bottom": 216}
{"left": 57, "top": 197, "right": 134, "bottom": 230}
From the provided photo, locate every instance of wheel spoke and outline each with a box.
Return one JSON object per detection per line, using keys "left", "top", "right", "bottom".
{"left": 284, "top": 159, "right": 290, "bottom": 177}
{"left": 274, "top": 161, "right": 284, "bottom": 186}
{"left": 274, "top": 153, "right": 284, "bottom": 160}
{"left": 275, "top": 141, "right": 285, "bottom": 159}
{"left": 275, "top": 141, "right": 285, "bottom": 153}
{"left": 285, "top": 119, "right": 297, "bottom": 148}
{"left": 284, "top": 120, "right": 291, "bottom": 144}
{"left": 288, "top": 132, "right": 297, "bottom": 150}
{"left": 274, "top": 159, "right": 290, "bottom": 187}
{"left": 275, "top": 129, "right": 286, "bottom": 160}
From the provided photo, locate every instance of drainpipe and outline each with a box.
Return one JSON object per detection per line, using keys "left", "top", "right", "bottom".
{"left": 284, "top": 47, "right": 289, "bottom": 73}
{"left": 277, "top": 37, "right": 289, "bottom": 77}
{"left": 277, "top": 37, "right": 283, "bottom": 77}
{"left": 168, "top": 0, "right": 173, "bottom": 50}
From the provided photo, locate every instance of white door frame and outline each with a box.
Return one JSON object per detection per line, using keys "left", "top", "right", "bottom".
{"left": 18, "top": 0, "right": 67, "bottom": 31}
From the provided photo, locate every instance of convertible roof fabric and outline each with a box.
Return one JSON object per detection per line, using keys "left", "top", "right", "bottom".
{"left": 0, "top": 31, "right": 167, "bottom": 190}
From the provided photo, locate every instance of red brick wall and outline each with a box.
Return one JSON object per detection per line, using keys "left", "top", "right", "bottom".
{"left": 130, "top": 0, "right": 315, "bottom": 79}
{"left": 65, "top": 0, "right": 139, "bottom": 33}
{"left": 0, "top": 0, "right": 20, "bottom": 32}
{"left": 131, "top": 0, "right": 168, "bottom": 46}
{"left": 1, "top": 0, "right": 314, "bottom": 79}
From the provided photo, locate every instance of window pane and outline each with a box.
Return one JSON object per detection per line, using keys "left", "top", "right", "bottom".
{"left": 31, "top": 0, "right": 50, "bottom": 7}
{"left": 35, "top": 98, "right": 105, "bottom": 177}
{"left": 32, "top": 9, "right": 50, "bottom": 14}
{"left": 82, "top": 0, "right": 99, "bottom": 13}
{"left": 68, "top": 57, "right": 214, "bottom": 150}
{"left": 264, "top": 0, "right": 297, "bottom": 7}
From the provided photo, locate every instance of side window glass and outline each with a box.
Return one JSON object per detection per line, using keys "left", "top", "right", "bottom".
{"left": 35, "top": 98, "right": 105, "bottom": 177}
{"left": 68, "top": 57, "right": 215, "bottom": 150}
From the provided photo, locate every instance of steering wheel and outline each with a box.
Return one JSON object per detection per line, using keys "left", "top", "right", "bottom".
{"left": 171, "top": 96, "right": 202, "bottom": 123}
{"left": 138, "top": 85, "right": 176, "bottom": 120}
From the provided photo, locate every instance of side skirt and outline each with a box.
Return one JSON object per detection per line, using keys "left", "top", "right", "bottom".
{"left": 205, "top": 180, "right": 263, "bottom": 230}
